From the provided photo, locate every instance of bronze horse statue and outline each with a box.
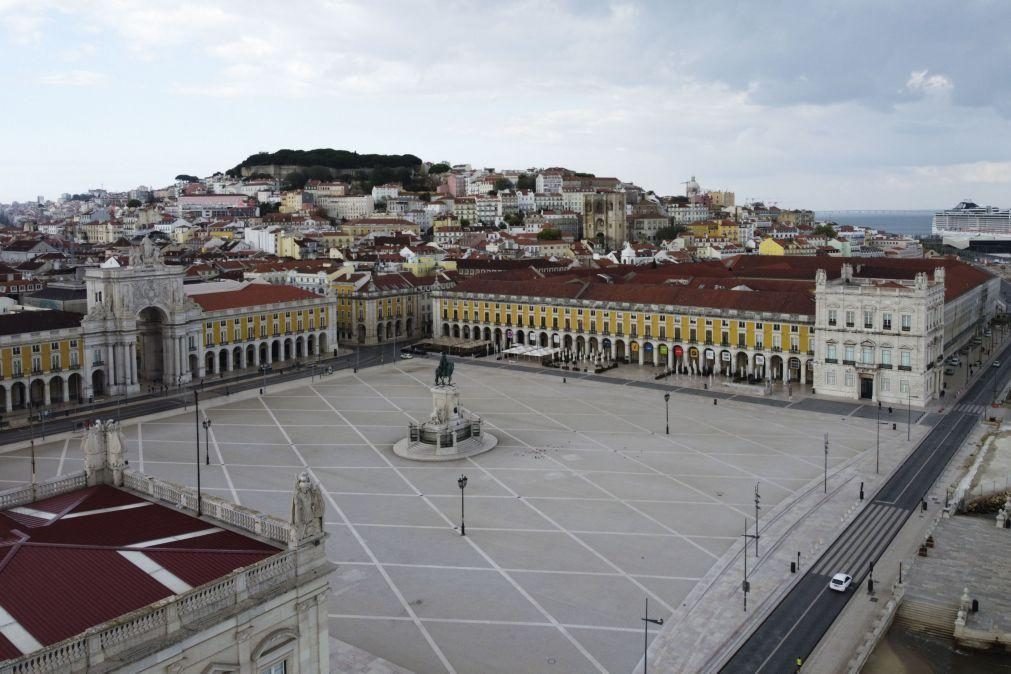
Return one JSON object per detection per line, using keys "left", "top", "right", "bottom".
{"left": 435, "top": 353, "right": 454, "bottom": 386}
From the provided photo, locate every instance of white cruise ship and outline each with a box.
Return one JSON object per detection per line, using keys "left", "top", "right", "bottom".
{"left": 933, "top": 200, "right": 1011, "bottom": 235}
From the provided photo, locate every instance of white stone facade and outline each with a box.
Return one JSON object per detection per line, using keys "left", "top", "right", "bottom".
{"left": 813, "top": 265, "right": 945, "bottom": 406}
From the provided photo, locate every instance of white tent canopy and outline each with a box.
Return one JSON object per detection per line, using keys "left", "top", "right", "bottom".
{"left": 502, "top": 345, "right": 560, "bottom": 358}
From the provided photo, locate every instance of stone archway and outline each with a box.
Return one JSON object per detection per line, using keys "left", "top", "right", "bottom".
{"left": 90, "top": 371, "right": 105, "bottom": 398}
{"left": 49, "top": 376, "right": 65, "bottom": 404}
{"left": 137, "top": 306, "right": 169, "bottom": 383}
{"left": 68, "top": 373, "right": 82, "bottom": 402}
{"left": 29, "top": 379, "right": 45, "bottom": 406}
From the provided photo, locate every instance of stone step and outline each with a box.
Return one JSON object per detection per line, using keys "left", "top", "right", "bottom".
{"left": 895, "top": 598, "right": 957, "bottom": 638}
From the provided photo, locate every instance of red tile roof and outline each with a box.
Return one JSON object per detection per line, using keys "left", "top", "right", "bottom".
{"left": 190, "top": 283, "right": 323, "bottom": 311}
{"left": 0, "top": 485, "right": 278, "bottom": 656}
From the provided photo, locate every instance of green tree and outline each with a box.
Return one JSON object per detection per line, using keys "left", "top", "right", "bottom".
{"left": 429, "top": 163, "right": 450, "bottom": 174}
{"left": 654, "top": 224, "right": 687, "bottom": 242}
{"left": 459, "top": 217, "right": 471, "bottom": 227}
{"left": 493, "top": 177, "right": 514, "bottom": 192}
{"left": 813, "top": 223, "right": 838, "bottom": 238}
{"left": 537, "top": 227, "right": 562, "bottom": 240}
{"left": 126, "top": 199, "right": 142, "bottom": 208}
{"left": 283, "top": 170, "right": 309, "bottom": 190}
{"left": 175, "top": 174, "right": 200, "bottom": 183}
{"left": 516, "top": 174, "right": 536, "bottom": 190}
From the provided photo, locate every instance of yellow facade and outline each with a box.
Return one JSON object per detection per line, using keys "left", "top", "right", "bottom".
{"left": 758, "top": 238, "right": 785, "bottom": 256}
{"left": 0, "top": 335, "right": 84, "bottom": 379}
{"left": 201, "top": 306, "right": 327, "bottom": 348}
{"left": 440, "top": 297, "right": 813, "bottom": 354}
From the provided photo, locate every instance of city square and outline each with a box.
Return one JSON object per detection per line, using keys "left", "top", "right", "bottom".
{"left": 0, "top": 358, "right": 926, "bottom": 673}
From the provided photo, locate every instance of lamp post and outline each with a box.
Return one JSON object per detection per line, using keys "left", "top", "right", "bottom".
{"left": 664, "top": 392, "right": 670, "bottom": 435}
{"left": 457, "top": 474, "right": 468, "bottom": 536}
{"left": 823, "top": 433, "right": 829, "bottom": 493}
{"left": 907, "top": 388, "right": 911, "bottom": 442}
{"left": 194, "top": 390, "right": 202, "bottom": 516}
{"left": 753, "top": 482, "right": 761, "bottom": 557}
{"left": 202, "top": 418, "right": 212, "bottom": 465}
{"left": 641, "top": 597, "right": 664, "bottom": 674}
{"left": 876, "top": 400, "right": 881, "bottom": 474}
{"left": 741, "top": 517, "right": 758, "bottom": 611}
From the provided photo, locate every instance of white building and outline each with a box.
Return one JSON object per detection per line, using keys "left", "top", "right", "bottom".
{"left": 316, "top": 195, "right": 374, "bottom": 220}
{"left": 243, "top": 225, "right": 284, "bottom": 254}
{"left": 535, "top": 172, "right": 563, "bottom": 194}
{"left": 667, "top": 202, "right": 711, "bottom": 225}
{"left": 814, "top": 265, "right": 946, "bottom": 406}
{"left": 371, "top": 183, "right": 401, "bottom": 203}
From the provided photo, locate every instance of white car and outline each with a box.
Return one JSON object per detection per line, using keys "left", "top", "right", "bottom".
{"left": 400, "top": 353, "right": 414, "bottom": 360}
{"left": 829, "top": 573, "right": 853, "bottom": 592}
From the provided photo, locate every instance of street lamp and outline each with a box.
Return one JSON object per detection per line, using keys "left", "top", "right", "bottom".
{"left": 457, "top": 474, "right": 468, "bottom": 536}
{"left": 823, "top": 433, "right": 829, "bottom": 493}
{"left": 664, "top": 392, "right": 670, "bottom": 435}
{"left": 641, "top": 597, "right": 664, "bottom": 674}
{"left": 876, "top": 400, "right": 881, "bottom": 474}
{"left": 194, "top": 390, "right": 202, "bottom": 516}
{"left": 753, "top": 483, "right": 761, "bottom": 557}
{"left": 907, "top": 387, "right": 911, "bottom": 442}
{"left": 202, "top": 418, "right": 212, "bottom": 465}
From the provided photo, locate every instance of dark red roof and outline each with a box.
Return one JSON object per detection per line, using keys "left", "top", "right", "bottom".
{"left": 190, "top": 283, "right": 322, "bottom": 311}
{"left": 0, "top": 485, "right": 278, "bottom": 657}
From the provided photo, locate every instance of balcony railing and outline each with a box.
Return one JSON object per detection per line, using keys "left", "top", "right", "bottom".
{"left": 880, "top": 363, "right": 893, "bottom": 369}
{"left": 898, "top": 365, "right": 912, "bottom": 371}
{"left": 842, "top": 359, "right": 856, "bottom": 365}
{"left": 824, "top": 358, "right": 838, "bottom": 364}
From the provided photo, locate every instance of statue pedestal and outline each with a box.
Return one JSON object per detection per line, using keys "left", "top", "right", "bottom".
{"left": 394, "top": 384, "right": 497, "bottom": 462}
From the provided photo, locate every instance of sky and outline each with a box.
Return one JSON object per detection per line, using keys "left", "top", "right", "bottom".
{"left": 1, "top": 0, "right": 1010, "bottom": 209}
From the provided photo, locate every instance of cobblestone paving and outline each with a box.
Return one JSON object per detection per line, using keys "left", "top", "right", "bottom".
{"left": 0, "top": 360, "right": 917, "bottom": 674}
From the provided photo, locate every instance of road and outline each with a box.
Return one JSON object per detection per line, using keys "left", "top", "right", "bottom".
{"left": 720, "top": 333, "right": 1011, "bottom": 673}
{"left": 0, "top": 340, "right": 412, "bottom": 446}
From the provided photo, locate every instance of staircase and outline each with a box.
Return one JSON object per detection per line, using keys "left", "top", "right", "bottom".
{"left": 894, "top": 598, "right": 957, "bottom": 639}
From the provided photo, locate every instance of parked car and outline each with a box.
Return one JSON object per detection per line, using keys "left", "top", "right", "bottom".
{"left": 944, "top": 367, "right": 955, "bottom": 376}
{"left": 400, "top": 353, "right": 414, "bottom": 360}
{"left": 829, "top": 573, "right": 853, "bottom": 592}
{"left": 948, "top": 357, "right": 961, "bottom": 366}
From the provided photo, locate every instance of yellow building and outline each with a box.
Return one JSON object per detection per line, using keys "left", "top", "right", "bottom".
{"left": 280, "top": 190, "right": 304, "bottom": 214}
{"left": 434, "top": 269, "right": 816, "bottom": 384}
{"left": 332, "top": 270, "right": 453, "bottom": 345}
{"left": 191, "top": 283, "right": 335, "bottom": 375}
{"left": 758, "top": 237, "right": 785, "bottom": 256}
{"left": 0, "top": 310, "right": 86, "bottom": 410}
{"left": 686, "top": 219, "right": 739, "bottom": 241}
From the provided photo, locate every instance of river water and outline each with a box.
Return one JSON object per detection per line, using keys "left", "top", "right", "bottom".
{"left": 815, "top": 211, "right": 935, "bottom": 237}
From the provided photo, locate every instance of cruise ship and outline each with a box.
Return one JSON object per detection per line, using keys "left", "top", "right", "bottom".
{"left": 932, "top": 200, "right": 1011, "bottom": 235}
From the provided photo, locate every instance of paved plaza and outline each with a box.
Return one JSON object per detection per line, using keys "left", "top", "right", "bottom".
{"left": 0, "top": 360, "right": 920, "bottom": 673}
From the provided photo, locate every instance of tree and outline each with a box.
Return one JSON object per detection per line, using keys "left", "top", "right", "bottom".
{"left": 516, "top": 174, "right": 536, "bottom": 191}
{"left": 459, "top": 217, "right": 471, "bottom": 227}
{"left": 654, "top": 224, "right": 687, "bottom": 242}
{"left": 537, "top": 227, "right": 562, "bottom": 240}
{"left": 175, "top": 174, "right": 200, "bottom": 183}
{"left": 248, "top": 172, "right": 274, "bottom": 180}
{"left": 126, "top": 199, "right": 142, "bottom": 208}
{"left": 429, "top": 163, "right": 450, "bottom": 174}
{"left": 493, "top": 177, "right": 513, "bottom": 192}
{"left": 283, "top": 170, "right": 309, "bottom": 190}
{"left": 813, "top": 223, "right": 838, "bottom": 239}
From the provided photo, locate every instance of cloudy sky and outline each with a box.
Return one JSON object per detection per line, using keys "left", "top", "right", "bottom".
{"left": 2, "top": 0, "right": 1010, "bottom": 209}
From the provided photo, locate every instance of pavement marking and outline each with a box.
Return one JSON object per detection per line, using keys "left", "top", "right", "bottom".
{"left": 310, "top": 383, "right": 610, "bottom": 673}
{"left": 256, "top": 394, "right": 457, "bottom": 674}
{"left": 328, "top": 613, "right": 666, "bottom": 634}
{"left": 56, "top": 437, "right": 70, "bottom": 476}
{"left": 8, "top": 506, "right": 56, "bottom": 520}
{"left": 884, "top": 412, "right": 973, "bottom": 506}
{"left": 199, "top": 410, "right": 241, "bottom": 505}
{"left": 755, "top": 584, "right": 831, "bottom": 674}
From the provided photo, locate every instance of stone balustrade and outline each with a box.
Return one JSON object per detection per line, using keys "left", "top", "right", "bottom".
{"left": 0, "top": 549, "right": 299, "bottom": 674}
{"left": 0, "top": 472, "right": 87, "bottom": 511}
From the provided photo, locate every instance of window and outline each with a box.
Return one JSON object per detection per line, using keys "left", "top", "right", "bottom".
{"left": 259, "top": 663, "right": 286, "bottom": 674}
{"left": 845, "top": 371, "right": 854, "bottom": 387}
{"left": 861, "top": 346, "right": 873, "bottom": 364}
{"left": 31, "top": 344, "right": 40, "bottom": 353}
{"left": 881, "top": 348, "right": 891, "bottom": 366}
{"left": 864, "top": 311, "right": 873, "bottom": 329}
{"left": 844, "top": 345, "right": 855, "bottom": 362}
{"left": 899, "top": 379, "right": 909, "bottom": 394}
{"left": 70, "top": 351, "right": 78, "bottom": 367}
{"left": 828, "top": 309, "right": 837, "bottom": 326}
{"left": 882, "top": 377, "right": 890, "bottom": 392}
{"left": 826, "top": 344, "right": 837, "bottom": 360}
{"left": 845, "top": 311, "right": 855, "bottom": 328}
{"left": 51, "top": 353, "right": 60, "bottom": 370}
{"left": 882, "top": 313, "right": 892, "bottom": 331}
{"left": 827, "top": 370, "right": 836, "bottom": 385}
{"left": 901, "top": 314, "right": 911, "bottom": 332}
{"left": 900, "top": 350, "right": 911, "bottom": 368}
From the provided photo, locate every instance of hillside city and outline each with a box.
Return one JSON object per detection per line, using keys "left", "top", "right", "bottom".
{"left": 0, "top": 153, "right": 1009, "bottom": 674}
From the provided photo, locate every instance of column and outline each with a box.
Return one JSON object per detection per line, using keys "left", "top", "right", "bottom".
{"left": 638, "top": 346, "right": 644, "bottom": 366}
{"left": 265, "top": 344, "right": 272, "bottom": 365}
{"left": 667, "top": 347, "right": 674, "bottom": 370}
{"left": 801, "top": 364, "right": 807, "bottom": 385}
{"left": 227, "top": 350, "right": 234, "bottom": 372}
{"left": 106, "top": 344, "right": 115, "bottom": 384}
{"left": 4, "top": 386, "right": 11, "bottom": 412}
{"left": 63, "top": 378, "right": 69, "bottom": 401}
{"left": 128, "top": 343, "right": 136, "bottom": 385}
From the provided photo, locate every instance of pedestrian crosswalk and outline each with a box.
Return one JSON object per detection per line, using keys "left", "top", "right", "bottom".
{"left": 953, "top": 402, "right": 986, "bottom": 414}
